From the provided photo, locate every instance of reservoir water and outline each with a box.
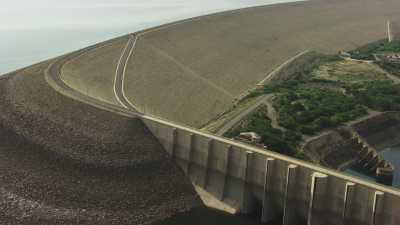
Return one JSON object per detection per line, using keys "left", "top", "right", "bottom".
{"left": 380, "top": 146, "right": 400, "bottom": 187}
{"left": 150, "top": 143, "right": 400, "bottom": 225}
{"left": 1, "top": 1, "right": 297, "bottom": 224}
{"left": 346, "top": 145, "right": 400, "bottom": 188}
{"left": 0, "top": 0, "right": 301, "bottom": 75}
{"left": 152, "top": 207, "right": 272, "bottom": 225}
{"left": 3, "top": 1, "right": 398, "bottom": 224}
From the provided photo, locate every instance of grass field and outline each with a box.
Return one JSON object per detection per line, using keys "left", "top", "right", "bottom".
{"left": 311, "top": 59, "right": 389, "bottom": 83}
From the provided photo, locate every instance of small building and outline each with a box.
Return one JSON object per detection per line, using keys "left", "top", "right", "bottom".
{"left": 236, "top": 132, "right": 262, "bottom": 144}
{"left": 383, "top": 53, "right": 400, "bottom": 63}
{"left": 339, "top": 51, "right": 351, "bottom": 57}
{"left": 374, "top": 53, "right": 400, "bottom": 63}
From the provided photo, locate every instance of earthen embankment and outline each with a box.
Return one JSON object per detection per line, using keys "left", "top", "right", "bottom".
{"left": 0, "top": 52, "right": 201, "bottom": 225}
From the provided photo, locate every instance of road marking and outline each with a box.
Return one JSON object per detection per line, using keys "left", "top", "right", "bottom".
{"left": 114, "top": 36, "right": 132, "bottom": 109}
{"left": 121, "top": 35, "right": 141, "bottom": 111}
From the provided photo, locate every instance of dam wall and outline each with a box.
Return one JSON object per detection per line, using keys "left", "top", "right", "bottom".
{"left": 142, "top": 116, "right": 400, "bottom": 225}
{"left": 352, "top": 112, "right": 400, "bottom": 150}
{"left": 302, "top": 129, "right": 358, "bottom": 170}
{"left": 302, "top": 128, "right": 394, "bottom": 185}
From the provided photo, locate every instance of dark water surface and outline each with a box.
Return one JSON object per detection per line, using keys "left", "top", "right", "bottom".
{"left": 346, "top": 145, "right": 400, "bottom": 188}
{"left": 152, "top": 207, "right": 275, "bottom": 225}
{"left": 380, "top": 146, "right": 400, "bottom": 187}
{"left": 0, "top": 0, "right": 302, "bottom": 75}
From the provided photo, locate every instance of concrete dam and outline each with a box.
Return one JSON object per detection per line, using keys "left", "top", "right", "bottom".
{"left": 1, "top": 0, "right": 400, "bottom": 224}
{"left": 142, "top": 115, "right": 400, "bottom": 225}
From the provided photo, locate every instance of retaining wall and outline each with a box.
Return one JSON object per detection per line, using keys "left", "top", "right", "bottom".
{"left": 352, "top": 112, "right": 400, "bottom": 150}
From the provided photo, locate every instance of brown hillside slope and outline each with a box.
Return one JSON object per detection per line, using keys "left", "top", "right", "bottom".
{"left": 0, "top": 57, "right": 200, "bottom": 224}
{"left": 124, "top": 0, "right": 400, "bottom": 127}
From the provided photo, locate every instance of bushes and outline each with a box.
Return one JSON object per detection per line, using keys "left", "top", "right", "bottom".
{"left": 274, "top": 84, "right": 367, "bottom": 135}
{"left": 233, "top": 48, "right": 400, "bottom": 160}
{"left": 345, "top": 80, "right": 400, "bottom": 111}
{"left": 377, "top": 61, "right": 400, "bottom": 77}
{"left": 349, "top": 40, "right": 400, "bottom": 60}
{"left": 225, "top": 106, "right": 301, "bottom": 156}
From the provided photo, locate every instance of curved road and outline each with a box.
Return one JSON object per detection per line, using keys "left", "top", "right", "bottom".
{"left": 114, "top": 35, "right": 140, "bottom": 112}
{"left": 45, "top": 36, "right": 142, "bottom": 118}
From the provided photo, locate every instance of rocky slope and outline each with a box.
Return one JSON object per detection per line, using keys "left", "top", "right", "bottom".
{"left": 0, "top": 58, "right": 201, "bottom": 225}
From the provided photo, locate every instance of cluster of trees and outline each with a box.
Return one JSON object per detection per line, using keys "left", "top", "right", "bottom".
{"left": 235, "top": 48, "right": 400, "bottom": 160}
{"left": 273, "top": 84, "right": 367, "bottom": 135}
{"left": 377, "top": 61, "right": 400, "bottom": 77}
{"left": 349, "top": 40, "right": 400, "bottom": 60}
{"left": 345, "top": 80, "right": 400, "bottom": 111}
{"left": 225, "top": 106, "right": 301, "bottom": 156}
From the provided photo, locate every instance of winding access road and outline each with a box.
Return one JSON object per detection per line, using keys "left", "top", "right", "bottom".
{"left": 114, "top": 35, "right": 140, "bottom": 112}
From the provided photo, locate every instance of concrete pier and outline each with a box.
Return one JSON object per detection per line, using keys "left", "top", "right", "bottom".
{"left": 143, "top": 116, "right": 400, "bottom": 225}
{"left": 341, "top": 182, "right": 356, "bottom": 225}
{"left": 307, "top": 173, "right": 328, "bottom": 225}
{"left": 283, "top": 164, "right": 298, "bottom": 225}
{"left": 261, "top": 158, "right": 276, "bottom": 223}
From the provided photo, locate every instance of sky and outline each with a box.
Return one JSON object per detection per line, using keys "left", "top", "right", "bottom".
{"left": 0, "top": 0, "right": 301, "bottom": 74}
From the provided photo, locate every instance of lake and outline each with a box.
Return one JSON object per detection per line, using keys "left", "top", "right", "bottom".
{"left": 152, "top": 207, "right": 274, "bottom": 225}
{"left": 0, "top": 0, "right": 301, "bottom": 75}
{"left": 1, "top": 1, "right": 300, "bottom": 224}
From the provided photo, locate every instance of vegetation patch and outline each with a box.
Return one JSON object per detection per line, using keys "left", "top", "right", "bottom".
{"left": 349, "top": 40, "right": 400, "bottom": 78}
{"left": 272, "top": 83, "right": 367, "bottom": 135}
{"left": 217, "top": 37, "right": 400, "bottom": 166}
{"left": 349, "top": 40, "right": 400, "bottom": 60}
{"left": 228, "top": 44, "right": 400, "bottom": 159}
{"left": 224, "top": 105, "right": 303, "bottom": 158}
{"left": 311, "top": 59, "right": 389, "bottom": 83}
{"left": 345, "top": 80, "right": 400, "bottom": 111}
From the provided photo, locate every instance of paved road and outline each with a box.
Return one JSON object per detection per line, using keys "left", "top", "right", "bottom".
{"left": 114, "top": 35, "right": 140, "bottom": 112}
{"left": 257, "top": 50, "right": 310, "bottom": 86}
{"left": 215, "top": 50, "right": 311, "bottom": 136}
{"left": 216, "top": 95, "right": 269, "bottom": 136}
{"left": 45, "top": 36, "right": 142, "bottom": 118}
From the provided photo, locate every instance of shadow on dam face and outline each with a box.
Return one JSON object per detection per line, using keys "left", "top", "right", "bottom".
{"left": 150, "top": 206, "right": 280, "bottom": 225}
{"left": 149, "top": 198, "right": 304, "bottom": 225}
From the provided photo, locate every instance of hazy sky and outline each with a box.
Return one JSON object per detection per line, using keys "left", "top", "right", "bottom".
{"left": 0, "top": 0, "right": 301, "bottom": 30}
{"left": 0, "top": 0, "right": 301, "bottom": 74}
